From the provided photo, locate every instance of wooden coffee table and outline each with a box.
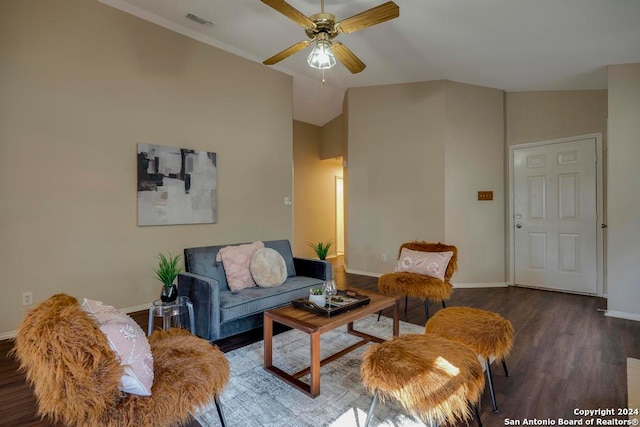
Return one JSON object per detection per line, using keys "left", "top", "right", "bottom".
{"left": 263, "top": 288, "right": 399, "bottom": 398}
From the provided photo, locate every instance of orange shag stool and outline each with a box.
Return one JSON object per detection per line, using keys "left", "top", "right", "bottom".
{"left": 378, "top": 241, "right": 457, "bottom": 320}
{"left": 361, "top": 334, "right": 485, "bottom": 427}
{"left": 426, "top": 306, "right": 514, "bottom": 414}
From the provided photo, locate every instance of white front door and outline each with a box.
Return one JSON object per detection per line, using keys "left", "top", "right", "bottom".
{"left": 513, "top": 137, "right": 598, "bottom": 294}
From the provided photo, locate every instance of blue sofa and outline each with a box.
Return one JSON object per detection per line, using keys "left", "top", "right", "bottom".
{"left": 178, "top": 240, "right": 332, "bottom": 342}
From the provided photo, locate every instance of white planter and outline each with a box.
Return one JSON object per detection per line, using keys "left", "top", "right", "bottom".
{"left": 309, "top": 294, "right": 326, "bottom": 307}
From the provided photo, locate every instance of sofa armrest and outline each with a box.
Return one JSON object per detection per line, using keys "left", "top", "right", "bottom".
{"left": 293, "top": 258, "right": 332, "bottom": 281}
{"left": 177, "top": 272, "right": 221, "bottom": 341}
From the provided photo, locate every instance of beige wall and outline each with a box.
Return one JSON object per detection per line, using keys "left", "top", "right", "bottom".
{"left": 346, "top": 81, "right": 449, "bottom": 273}
{"left": 606, "top": 63, "right": 640, "bottom": 320}
{"left": 506, "top": 90, "right": 608, "bottom": 147}
{"left": 0, "top": 0, "right": 293, "bottom": 335}
{"left": 320, "top": 115, "right": 344, "bottom": 159}
{"left": 292, "top": 121, "right": 343, "bottom": 259}
{"left": 346, "top": 81, "right": 504, "bottom": 281}
{"left": 445, "top": 82, "right": 505, "bottom": 284}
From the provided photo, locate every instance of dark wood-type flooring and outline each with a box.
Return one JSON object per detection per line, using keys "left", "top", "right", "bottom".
{"left": 2, "top": 259, "right": 639, "bottom": 426}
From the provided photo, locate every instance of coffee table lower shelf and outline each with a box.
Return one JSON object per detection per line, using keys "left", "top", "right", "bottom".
{"left": 263, "top": 289, "right": 399, "bottom": 398}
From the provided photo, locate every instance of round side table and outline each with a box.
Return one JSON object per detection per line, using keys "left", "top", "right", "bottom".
{"left": 147, "top": 296, "right": 195, "bottom": 336}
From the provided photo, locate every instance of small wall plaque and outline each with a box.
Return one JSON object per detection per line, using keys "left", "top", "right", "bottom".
{"left": 478, "top": 191, "right": 493, "bottom": 201}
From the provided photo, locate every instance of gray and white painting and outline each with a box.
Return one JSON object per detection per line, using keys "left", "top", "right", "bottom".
{"left": 137, "top": 144, "right": 217, "bottom": 226}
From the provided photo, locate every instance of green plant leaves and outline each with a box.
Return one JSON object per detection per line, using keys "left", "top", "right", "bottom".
{"left": 307, "top": 241, "right": 333, "bottom": 260}
{"left": 153, "top": 252, "right": 183, "bottom": 287}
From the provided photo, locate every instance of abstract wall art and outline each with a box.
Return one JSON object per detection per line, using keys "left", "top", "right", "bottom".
{"left": 137, "top": 143, "right": 217, "bottom": 226}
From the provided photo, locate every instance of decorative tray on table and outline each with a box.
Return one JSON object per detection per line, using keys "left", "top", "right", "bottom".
{"left": 292, "top": 290, "right": 371, "bottom": 317}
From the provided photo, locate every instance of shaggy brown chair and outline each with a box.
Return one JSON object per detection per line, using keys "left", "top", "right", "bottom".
{"left": 361, "top": 334, "right": 485, "bottom": 427}
{"left": 12, "top": 294, "right": 229, "bottom": 427}
{"left": 378, "top": 241, "right": 458, "bottom": 320}
{"left": 426, "top": 306, "right": 514, "bottom": 414}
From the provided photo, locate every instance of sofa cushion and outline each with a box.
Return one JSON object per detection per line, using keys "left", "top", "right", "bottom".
{"left": 218, "top": 276, "right": 323, "bottom": 322}
{"left": 264, "top": 240, "right": 296, "bottom": 277}
{"left": 184, "top": 245, "right": 229, "bottom": 291}
{"left": 216, "top": 241, "right": 265, "bottom": 291}
{"left": 250, "top": 248, "right": 287, "bottom": 287}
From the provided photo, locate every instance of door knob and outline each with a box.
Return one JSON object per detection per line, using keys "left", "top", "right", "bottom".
{"left": 516, "top": 224, "right": 522, "bottom": 228}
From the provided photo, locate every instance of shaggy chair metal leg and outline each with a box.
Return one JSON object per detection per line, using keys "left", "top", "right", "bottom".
{"left": 215, "top": 395, "right": 227, "bottom": 427}
{"left": 423, "top": 300, "right": 446, "bottom": 320}
{"left": 472, "top": 402, "right": 483, "bottom": 427}
{"left": 485, "top": 359, "right": 498, "bottom": 413}
{"left": 365, "top": 389, "right": 379, "bottom": 427}
{"left": 404, "top": 295, "right": 409, "bottom": 313}
{"left": 502, "top": 360, "right": 510, "bottom": 377}
{"left": 377, "top": 310, "right": 382, "bottom": 321}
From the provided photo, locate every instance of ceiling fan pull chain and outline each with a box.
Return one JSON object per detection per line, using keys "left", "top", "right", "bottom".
{"left": 322, "top": 69, "right": 326, "bottom": 86}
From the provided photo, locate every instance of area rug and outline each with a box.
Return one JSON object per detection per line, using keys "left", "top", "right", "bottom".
{"left": 629, "top": 358, "right": 640, "bottom": 424}
{"left": 192, "top": 315, "right": 436, "bottom": 427}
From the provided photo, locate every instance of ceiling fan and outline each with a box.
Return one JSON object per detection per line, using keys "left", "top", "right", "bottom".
{"left": 261, "top": 0, "right": 399, "bottom": 74}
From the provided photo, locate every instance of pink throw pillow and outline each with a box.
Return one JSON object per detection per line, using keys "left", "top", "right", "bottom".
{"left": 216, "top": 241, "right": 265, "bottom": 291}
{"left": 81, "top": 298, "right": 154, "bottom": 396}
{"left": 394, "top": 248, "right": 454, "bottom": 281}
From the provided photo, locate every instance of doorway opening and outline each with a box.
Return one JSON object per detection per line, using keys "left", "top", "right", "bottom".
{"left": 335, "top": 176, "right": 345, "bottom": 255}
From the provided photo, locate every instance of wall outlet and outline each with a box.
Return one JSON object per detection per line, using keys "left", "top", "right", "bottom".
{"left": 22, "top": 291, "right": 33, "bottom": 306}
{"left": 381, "top": 254, "right": 387, "bottom": 262}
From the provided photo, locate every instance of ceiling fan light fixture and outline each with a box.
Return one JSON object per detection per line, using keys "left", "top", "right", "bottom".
{"left": 307, "top": 39, "right": 336, "bottom": 70}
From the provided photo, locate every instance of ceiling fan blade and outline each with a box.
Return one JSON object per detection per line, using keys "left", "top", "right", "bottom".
{"left": 337, "top": 1, "right": 399, "bottom": 34}
{"left": 263, "top": 40, "right": 312, "bottom": 65}
{"left": 261, "top": 0, "right": 315, "bottom": 28}
{"left": 331, "top": 42, "right": 366, "bottom": 74}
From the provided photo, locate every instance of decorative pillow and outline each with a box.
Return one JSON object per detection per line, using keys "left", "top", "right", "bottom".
{"left": 394, "top": 248, "right": 454, "bottom": 281}
{"left": 215, "top": 241, "right": 265, "bottom": 291}
{"left": 81, "top": 298, "right": 154, "bottom": 396}
{"left": 250, "top": 248, "right": 287, "bottom": 288}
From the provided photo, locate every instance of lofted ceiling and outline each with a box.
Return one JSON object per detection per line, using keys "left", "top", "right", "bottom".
{"left": 98, "top": 0, "right": 640, "bottom": 126}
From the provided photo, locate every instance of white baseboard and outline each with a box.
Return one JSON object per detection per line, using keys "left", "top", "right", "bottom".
{"left": 605, "top": 310, "right": 640, "bottom": 322}
{"left": 0, "top": 330, "right": 16, "bottom": 341}
{"left": 453, "top": 282, "right": 509, "bottom": 288}
{"left": 344, "top": 265, "right": 509, "bottom": 289}
{"left": 0, "top": 302, "right": 153, "bottom": 342}
{"left": 122, "top": 303, "right": 153, "bottom": 314}
{"left": 343, "top": 266, "right": 381, "bottom": 278}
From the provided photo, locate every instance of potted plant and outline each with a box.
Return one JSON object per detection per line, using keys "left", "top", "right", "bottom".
{"left": 309, "top": 288, "right": 325, "bottom": 307}
{"left": 307, "top": 241, "right": 333, "bottom": 260}
{"left": 154, "top": 252, "right": 182, "bottom": 302}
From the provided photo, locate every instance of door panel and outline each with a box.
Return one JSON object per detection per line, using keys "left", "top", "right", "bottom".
{"left": 529, "top": 233, "right": 547, "bottom": 269}
{"left": 513, "top": 137, "right": 597, "bottom": 294}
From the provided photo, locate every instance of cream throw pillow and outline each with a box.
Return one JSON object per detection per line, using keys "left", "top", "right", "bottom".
{"left": 81, "top": 298, "right": 154, "bottom": 396}
{"left": 250, "top": 248, "right": 287, "bottom": 287}
{"left": 216, "top": 241, "right": 265, "bottom": 291}
{"left": 394, "top": 248, "right": 454, "bottom": 281}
